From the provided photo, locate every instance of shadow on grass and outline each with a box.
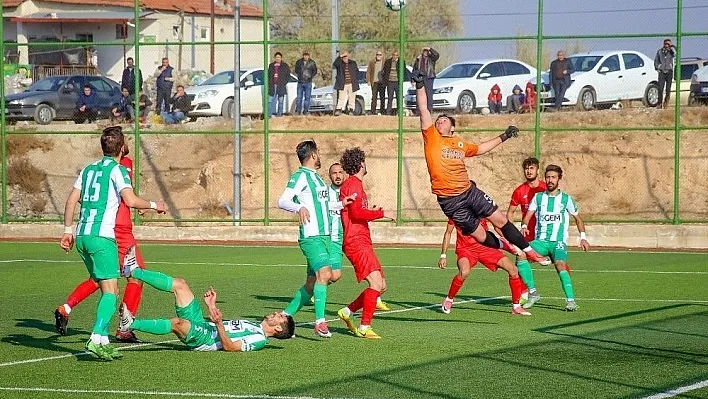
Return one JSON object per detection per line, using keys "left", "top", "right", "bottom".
{"left": 14, "top": 318, "right": 88, "bottom": 337}
{"left": 1, "top": 334, "right": 81, "bottom": 356}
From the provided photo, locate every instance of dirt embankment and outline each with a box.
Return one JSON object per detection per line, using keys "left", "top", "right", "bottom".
{"left": 4, "top": 106, "right": 708, "bottom": 222}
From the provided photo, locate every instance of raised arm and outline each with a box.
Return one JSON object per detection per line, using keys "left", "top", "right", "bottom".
{"left": 475, "top": 126, "right": 520, "bottom": 155}
{"left": 438, "top": 222, "right": 455, "bottom": 269}
{"left": 414, "top": 79, "right": 433, "bottom": 130}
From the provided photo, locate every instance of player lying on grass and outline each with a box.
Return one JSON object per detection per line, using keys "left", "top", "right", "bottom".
{"left": 439, "top": 217, "right": 531, "bottom": 316}
{"left": 520, "top": 164, "right": 590, "bottom": 311}
{"left": 120, "top": 247, "right": 295, "bottom": 352}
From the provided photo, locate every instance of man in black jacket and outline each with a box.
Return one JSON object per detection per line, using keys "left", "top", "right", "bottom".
{"left": 154, "top": 57, "right": 174, "bottom": 113}
{"left": 654, "top": 39, "right": 676, "bottom": 108}
{"left": 160, "top": 85, "right": 191, "bottom": 124}
{"left": 268, "top": 52, "right": 291, "bottom": 118}
{"left": 294, "top": 52, "right": 318, "bottom": 115}
{"left": 121, "top": 57, "right": 143, "bottom": 96}
{"left": 549, "top": 51, "right": 574, "bottom": 110}
{"left": 333, "top": 51, "right": 360, "bottom": 116}
{"left": 381, "top": 51, "right": 410, "bottom": 115}
{"left": 412, "top": 47, "right": 439, "bottom": 114}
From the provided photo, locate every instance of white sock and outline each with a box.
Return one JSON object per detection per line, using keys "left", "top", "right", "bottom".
{"left": 100, "top": 335, "right": 110, "bottom": 345}
{"left": 90, "top": 333, "right": 101, "bottom": 345}
{"left": 358, "top": 324, "right": 369, "bottom": 332}
{"left": 376, "top": 297, "right": 383, "bottom": 304}
{"left": 340, "top": 307, "right": 352, "bottom": 317}
{"left": 522, "top": 247, "right": 532, "bottom": 253}
{"left": 63, "top": 304, "right": 72, "bottom": 314}
{"left": 315, "top": 318, "right": 326, "bottom": 325}
{"left": 513, "top": 303, "right": 522, "bottom": 308}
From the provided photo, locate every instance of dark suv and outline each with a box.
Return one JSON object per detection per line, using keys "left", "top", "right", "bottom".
{"left": 4, "top": 74, "right": 122, "bottom": 124}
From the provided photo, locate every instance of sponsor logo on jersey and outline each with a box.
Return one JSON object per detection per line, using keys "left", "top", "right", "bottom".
{"left": 441, "top": 147, "right": 464, "bottom": 160}
{"left": 540, "top": 214, "right": 562, "bottom": 222}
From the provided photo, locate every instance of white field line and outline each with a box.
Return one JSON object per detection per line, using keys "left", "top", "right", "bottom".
{"left": 640, "top": 379, "right": 708, "bottom": 399}
{"left": 0, "top": 258, "right": 706, "bottom": 275}
{"left": 0, "top": 387, "right": 354, "bottom": 399}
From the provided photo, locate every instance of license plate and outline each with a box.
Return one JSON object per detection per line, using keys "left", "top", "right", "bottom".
{"left": 702, "top": 87, "right": 708, "bottom": 93}
{"left": 540, "top": 92, "right": 551, "bottom": 98}
{"left": 312, "top": 101, "right": 321, "bottom": 106}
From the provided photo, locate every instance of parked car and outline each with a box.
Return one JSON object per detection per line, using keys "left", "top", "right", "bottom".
{"left": 4, "top": 75, "right": 122, "bottom": 124}
{"left": 185, "top": 68, "right": 302, "bottom": 119}
{"left": 688, "top": 64, "right": 708, "bottom": 106}
{"left": 534, "top": 50, "right": 660, "bottom": 110}
{"left": 676, "top": 57, "right": 708, "bottom": 105}
{"left": 404, "top": 59, "right": 537, "bottom": 113}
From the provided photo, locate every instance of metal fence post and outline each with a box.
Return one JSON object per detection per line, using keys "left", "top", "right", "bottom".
{"left": 262, "top": 0, "right": 270, "bottom": 226}
{"left": 1, "top": 0, "right": 7, "bottom": 224}
{"left": 133, "top": 0, "right": 142, "bottom": 226}
{"left": 534, "top": 0, "right": 544, "bottom": 160}
{"left": 673, "top": 0, "right": 682, "bottom": 225}
{"left": 395, "top": 4, "right": 405, "bottom": 226}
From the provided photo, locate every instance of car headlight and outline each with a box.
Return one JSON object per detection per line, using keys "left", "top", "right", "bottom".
{"left": 196, "top": 90, "right": 219, "bottom": 99}
{"left": 691, "top": 75, "right": 698, "bottom": 84}
{"left": 433, "top": 86, "right": 453, "bottom": 94}
{"left": 7, "top": 100, "right": 21, "bottom": 105}
{"left": 323, "top": 93, "right": 333, "bottom": 99}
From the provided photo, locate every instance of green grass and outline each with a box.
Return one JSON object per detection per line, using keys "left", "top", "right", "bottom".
{"left": 0, "top": 242, "right": 707, "bottom": 399}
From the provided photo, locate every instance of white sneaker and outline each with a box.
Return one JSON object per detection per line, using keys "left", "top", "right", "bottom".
{"left": 118, "top": 303, "right": 135, "bottom": 333}
{"left": 121, "top": 246, "right": 138, "bottom": 277}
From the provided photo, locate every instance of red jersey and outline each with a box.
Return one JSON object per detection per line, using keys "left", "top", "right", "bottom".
{"left": 510, "top": 180, "right": 546, "bottom": 240}
{"left": 450, "top": 218, "right": 489, "bottom": 252}
{"left": 114, "top": 156, "right": 134, "bottom": 234}
{"left": 339, "top": 175, "right": 384, "bottom": 249}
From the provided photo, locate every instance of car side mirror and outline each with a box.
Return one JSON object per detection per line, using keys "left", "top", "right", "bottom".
{"left": 244, "top": 80, "right": 254, "bottom": 89}
{"left": 478, "top": 72, "right": 491, "bottom": 79}
{"left": 598, "top": 66, "right": 610, "bottom": 74}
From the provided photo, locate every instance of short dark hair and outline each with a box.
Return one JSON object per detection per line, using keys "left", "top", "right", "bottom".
{"left": 522, "top": 157, "right": 540, "bottom": 169}
{"left": 274, "top": 52, "right": 283, "bottom": 57}
{"left": 436, "top": 114, "right": 456, "bottom": 127}
{"left": 340, "top": 147, "right": 366, "bottom": 175}
{"left": 176, "top": 85, "right": 185, "bottom": 90}
{"left": 83, "top": 85, "right": 92, "bottom": 90}
{"left": 296, "top": 140, "right": 318, "bottom": 164}
{"left": 272, "top": 315, "right": 295, "bottom": 339}
{"left": 127, "top": 57, "right": 134, "bottom": 62}
{"left": 545, "top": 164, "right": 563, "bottom": 178}
{"left": 101, "top": 126, "right": 125, "bottom": 157}
{"left": 329, "top": 162, "right": 341, "bottom": 171}
{"left": 302, "top": 51, "right": 310, "bottom": 56}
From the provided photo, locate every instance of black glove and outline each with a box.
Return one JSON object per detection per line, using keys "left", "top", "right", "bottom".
{"left": 412, "top": 71, "right": 426, "bottom": 89}
{"left": 499, "top": 126, "right": 519, "bottom": 142}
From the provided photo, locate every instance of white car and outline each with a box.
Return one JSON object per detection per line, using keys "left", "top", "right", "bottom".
{"left": 689, "top": 64, "right": 708, "bottom": 106}
{"left": 309, "top": 67, "right": 412, "bottom": 115}
{"left": 536, "top": 50, "right": 660, "bottom": 110}
{"left": 404, "top": 59, "right": 537, "bottom": 113}
{"left": 185, "top": 68, "right": 301, "bottom": 118}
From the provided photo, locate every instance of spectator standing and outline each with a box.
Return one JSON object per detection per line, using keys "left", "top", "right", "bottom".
{"left": 294, "top": 52, "right": 318, "bottom": 115}
{"left": 154, "top": 57, "right": 174, "bottom": 113}
{"left": 381, "top": 51, "right": 409, "bottom": 116}
{"left": 366, "top": 50, "right": 386, "bottom": 115}
{"left": 121, "top": 57, "right": 143, "bottom": 96}
{"left": 161, "top": 85, "right": 191, "bottom": 124}
{"left": 333, "top": 51, "right": 360, "bottom": 116}
{"left": 549, "top": 51, "right": 574, "bottom": 111}
{"left": 268, "top": 52, "right": 291, "bottom": 118}
{"left": 506, "top": 85, "right": 525, "bottom": 114}
{"left": 488, "top": 84, "right": 502, "bottom": 114}
{"left": 412, "top": 47, "right": 439, "bottom": 114}
{"left": 74, "top": 85, "right": 100, "bottom": 124}
{"left": 654, "top": 39, "right": 676, "bottom": 108}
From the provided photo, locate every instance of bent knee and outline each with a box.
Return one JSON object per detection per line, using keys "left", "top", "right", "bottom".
{"left": 172, "top": 278, "right": 189, "bottom": 292}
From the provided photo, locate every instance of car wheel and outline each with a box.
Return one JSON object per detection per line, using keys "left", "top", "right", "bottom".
{"left": 34, "top": 104, "right": 55, "bottom": 125}
{"left": 643, "top": 83, "right": 660, "bottom": 108}
{"left": 456, "top": 91, "right": 476, "bottom": 113}
{"left": 221, "top": 98, "right": 235, "bottom": 120}
{"left": 577, "top": 88, "right": 596, "bottom": 111}
{"left": 354, "top": 97, "right": 365, "bottom": 116}
{"left": 687, "top": 92, "right": 695, "bottom": 107}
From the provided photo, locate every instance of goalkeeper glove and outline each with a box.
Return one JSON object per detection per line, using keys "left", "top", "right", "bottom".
{"left": 499, "top": 125, "right": 519, "bottom": 142}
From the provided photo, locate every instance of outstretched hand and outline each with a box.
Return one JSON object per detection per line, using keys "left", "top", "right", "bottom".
{"left": 412, "top": 71, "right": 426, "bottom": 89}
{"left": 499, "top": 125, "right": 519, "bottom": 142}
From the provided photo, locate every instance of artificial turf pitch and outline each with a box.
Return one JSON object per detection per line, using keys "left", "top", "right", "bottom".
{"left": 0, "top": 242, "right": 706, "bottom": 399}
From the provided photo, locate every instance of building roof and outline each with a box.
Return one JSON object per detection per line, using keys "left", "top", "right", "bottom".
{"left": 10, "top": 11, "right": 154, "bottom": 23}
{"left": 2, "top": 0, "right": 263, "bottom": 18}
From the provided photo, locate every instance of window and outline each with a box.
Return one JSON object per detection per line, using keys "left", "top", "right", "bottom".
{"left": 241, "top": 71, "right": 264, "bottom": 87}
{"left": 64, "top": 77, "right": 84, "bottom": 93}
{"left": 75, "top": 33, "right": 93, "bottom": 42}
{"left": 479, "top": 62, "right": 504, "bottom": 78}
{"left": 502, "top": 61, "right": 530, "bottom": 76}
{"left": 437, "top": 63, "right": 482, "bottom": 79}
{"left": 599, "top": 55, "right": 620, "bottom": 72}
{"left": 680, "top": 63, "right": 699, "bottom": 81}
{"left": 622, "top": 53, "right": 644, "bottom": 70}
{"left": 200, "top": 28, "right": 209, "bottom": 40}
{"left": 172, "top": 25, "right": 181, "bottom": 40}
{"left": 86, "top": 77, "right": 112, "bottom": 92}
{"left": 115, "top": 24, "right": 128, "bottom": 39}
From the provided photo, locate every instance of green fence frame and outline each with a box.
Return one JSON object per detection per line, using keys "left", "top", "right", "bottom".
{"left": 1, "top": 0, "right": 707, "bottom": 225}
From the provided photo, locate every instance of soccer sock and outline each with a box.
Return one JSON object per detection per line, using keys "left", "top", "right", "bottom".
{"left": 121, "top": 281, "right": 143, "bottom": 316}
{"left": 500, "top": 221, "right": 530, "bottom": 250}
{"left": 313, "top": 283, "right": 327, "bottom": 322}
{"left": 92, "top": 292, "right": 117, "bottom": 335}
{"left": 509, "top": 276, "right": 524, "bottom": 305}
{"left": 447, "top": 274, "right": 465, "bottom": 300}
{"left": 131, "top": 319, "right": 173, "bottom": 335}
{"left": 131, "top": 269, "right": 174, "bottom": 292}
{"left": 347, "top": 290, "right": 366, "bottom": 313}
{"left": 66, "top": 279, "right": 100, "bottom": 309}
{"left": 558, "top": 270, "right": 575, "bottom": 300}
{"left": 360, "top": 288, "right": 380, "bottom": 327}
{"left": 481, "top": 231, "right": 501, "bottom": 249}
{"left": 516, "top": 259, "right": 536, "bottom": 291}
{"left": 283, "top": 286, "right": 310, "bottom": 316}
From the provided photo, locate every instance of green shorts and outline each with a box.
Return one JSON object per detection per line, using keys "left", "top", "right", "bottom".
{"left": 329, "top": 239, "right": 343, "bottom": 271}
{"left": 529, "top": 240, "right": 568, "bottom": 263}
{"left": 299, "top": 236, "right": 332, "bottom": 276}
{"left": 176, "top": 299, "right": 217, "bottom": 350}
{"left": 76, "top": 235, "right": 119, "bottom": 281}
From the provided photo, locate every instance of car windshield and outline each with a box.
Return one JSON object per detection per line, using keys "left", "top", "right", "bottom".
{"left": 27, "top": 76, "right": 67, "bottom": 91}
{"left": 200, "top": 70, "right": 245, "bottom": 85}
{"left": 437, "top": 63, "right": 483, "bottom": 79}
{"left": 358, "top": 70, "right": 367, "bottom": 84}
{"left": 568, "top": 56, "right": 604, "bottom": 72}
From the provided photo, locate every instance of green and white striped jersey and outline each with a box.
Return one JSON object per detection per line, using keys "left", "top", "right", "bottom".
{"left": 529, "top": 190, "right": 579, "bottom": 244}
{"left": 329, "top": 185, "right": 343, "bottom": 244}
{"left": 73, "top": 156, "right": 132, "bottom": 238}
{"left": 194, "top": 320, "right": 268, "bottom": 352}
{"left": 278, "top": 167, "right": 334, "bottom": 239}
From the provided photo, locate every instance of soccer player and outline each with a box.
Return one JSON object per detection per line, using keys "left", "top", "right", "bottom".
{"left": 54, "top": 144, "right": 149, "bottom": 343}
{"left": 120, "top": 254, "right": 294, "bottom": 352}
{"left": 60, "top": 126, "right": 166, "bottom": 360}
{"left": 506, "top": 157, "right": 547, "bottom": 308}
{"left": 277, "top": 140, "right": 353, "bottom": 338}
{"left": 520, "top": 164, "right": 590, "bottom": 311}
{"left": 438, "top": 219, "right": 531, "bottom": 316}
{"left": 336, "top": 147, "right": 395, "bottom": 339}
{"left": 412, "top": 73, "right": 548, "bottom": 265}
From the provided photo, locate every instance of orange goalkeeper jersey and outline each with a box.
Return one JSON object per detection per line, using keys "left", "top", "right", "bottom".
{"left": 422, "top": 125, "right": 479, "bottom": 197}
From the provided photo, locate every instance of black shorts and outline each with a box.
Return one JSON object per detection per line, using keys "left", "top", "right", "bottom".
{"left": 437, "top": 184, "right": 498, "bottom": 235}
